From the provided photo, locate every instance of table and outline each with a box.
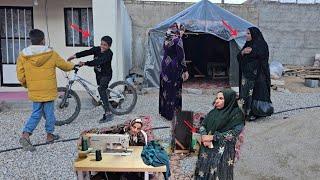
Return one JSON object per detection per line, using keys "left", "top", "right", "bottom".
{"left": 74, "top": 146, "right": 166, "bottom": 180}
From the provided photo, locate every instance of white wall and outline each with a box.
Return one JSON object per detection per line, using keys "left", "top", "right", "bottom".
{"left": 0, "top": 0, "right": 96, "bottom": 90}
{"left": 1, "top": 0, "right": 133, "bottom": 91}
{"left": 92, "top": 0, "right": 132, "bottom": 83}
{"left": 92, "top": 0, "right": 120, "bottom": 83}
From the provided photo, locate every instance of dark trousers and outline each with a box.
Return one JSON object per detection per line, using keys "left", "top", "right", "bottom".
{"left": 96, "top": 75, "right": 112, "bottom": 113}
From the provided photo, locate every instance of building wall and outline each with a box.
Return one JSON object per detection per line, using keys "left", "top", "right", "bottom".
{"left": 257, "top": 2, "right": 320, "bottom": 65}
{"left": 0, "top": 0, "right": 95, "bottom": 90}
{"left": 125, "top": 0, "right": 320, "bottom": 73}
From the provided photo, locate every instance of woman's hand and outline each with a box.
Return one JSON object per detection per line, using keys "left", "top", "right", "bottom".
{"left": 201, "top": 135, "right": 214, "bottom": 142}
{"left": 203, "top": 141, "right": 212, "bottom": 147}
{"left": 182, "top": 71, "right": 189, "bottom": 81}
{"left": 241, "top": 47, "right": 252, "bottom": 55}
{"left": 203, "top": 141, "right": 214, "bottom": 148}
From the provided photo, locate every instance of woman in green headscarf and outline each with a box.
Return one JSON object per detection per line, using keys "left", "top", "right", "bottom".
{"left": 194, "top": 89, "right": 245, "bottom": 180}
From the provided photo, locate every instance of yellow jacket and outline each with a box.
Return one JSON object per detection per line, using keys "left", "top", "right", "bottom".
{"left": 16, "top": 46, "right": 74, "bottom": 102}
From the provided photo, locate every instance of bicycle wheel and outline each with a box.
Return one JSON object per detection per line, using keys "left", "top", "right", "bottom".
{"left": 107, "top": 81, "right": 137, "bottom": 115}
{"left": 55, "top": 87, "right": 81, "bottom": 126}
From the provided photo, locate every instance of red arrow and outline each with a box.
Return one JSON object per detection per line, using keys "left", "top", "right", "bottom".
{"left": 184, "top": 120, "right": 198, "bottom": 133}
{"left": 70, "top": 24, "right": 90, "bottom": 38}
{"left": 221, "top": 20, "right": 238, "bottom": 37}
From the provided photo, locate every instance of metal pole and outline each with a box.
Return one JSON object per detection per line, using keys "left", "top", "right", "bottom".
{"left": 5, "top": 8, "right": 9, "bottom": 64}
{"left": 71, "top": 8, "right": 75, "bottom": 47}
{"left": 87, "top": 8, "right": 90, "bottom": 47}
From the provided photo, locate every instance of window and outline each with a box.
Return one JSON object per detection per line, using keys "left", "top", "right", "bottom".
{"left": 0, "top": 7, "right": 33, "bottom": 64}
{"left": 64, "top": 8, "right": 94, "bottom": 47}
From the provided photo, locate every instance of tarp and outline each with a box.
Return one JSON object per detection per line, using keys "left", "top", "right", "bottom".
{"left": 144, "top": 0, "right": 255, "bottom": 87}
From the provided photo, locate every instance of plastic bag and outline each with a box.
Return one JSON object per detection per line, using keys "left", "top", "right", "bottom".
{"left": 251, "top": 100, "right": 274, "bottom": 117}
{"left": 269, "top": 61, "right": 284, "bottom": 79}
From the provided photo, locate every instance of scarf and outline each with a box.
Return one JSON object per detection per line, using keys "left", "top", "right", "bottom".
{"left": 202, "top": 89, "right": 244, "bottom": 134}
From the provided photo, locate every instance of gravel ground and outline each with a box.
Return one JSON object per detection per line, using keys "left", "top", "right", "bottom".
{"left": 0, "top": 90, "right": 320, "bottom": 179}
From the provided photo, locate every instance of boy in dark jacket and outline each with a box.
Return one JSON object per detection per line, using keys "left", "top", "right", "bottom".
{"left": 67, "top": 36, "right": 113, "bottom": 123}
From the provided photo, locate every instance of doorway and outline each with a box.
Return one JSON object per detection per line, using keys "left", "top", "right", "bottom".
{"left": 182, "top": 32, "right": 230, "bottom": 89}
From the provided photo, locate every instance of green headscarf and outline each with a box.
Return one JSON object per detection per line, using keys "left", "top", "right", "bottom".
{"left": 203, "top": 89, "right": 244, "bottom": 134}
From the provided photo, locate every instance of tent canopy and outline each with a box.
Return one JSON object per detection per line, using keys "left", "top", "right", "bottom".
{"left": 144, "top": 0, "right": 255, "bottom": 87}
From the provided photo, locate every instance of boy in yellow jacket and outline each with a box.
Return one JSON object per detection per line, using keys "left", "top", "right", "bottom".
{"left": 16, "top": 29, "right": 74, "bottom": 151}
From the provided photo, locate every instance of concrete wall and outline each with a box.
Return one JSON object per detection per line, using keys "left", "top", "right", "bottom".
{"left": 125, "top": 0, "right": 320, "bottom": 73}
{"left": 257, "top": 2, "right": 320, "bottom": 65}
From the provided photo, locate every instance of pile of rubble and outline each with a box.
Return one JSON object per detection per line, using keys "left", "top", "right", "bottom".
{"left": 284, "top": 66, "right": 320, "bottom": 78}
{"left": 270, "top": 55, "right": 320, "bottom": 90}
{"left": 284, "top": 65, "right": 320, "bottom": 88}
{"left": 126, "top": 73, "right": 145, "bottom": 94}
{"left": 284, "top": 54, "right": 320, "bottom": 79}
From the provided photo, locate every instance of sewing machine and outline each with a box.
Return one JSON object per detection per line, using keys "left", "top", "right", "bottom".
{"left": 89, "top": 134, "right": 133, "bottom": 155}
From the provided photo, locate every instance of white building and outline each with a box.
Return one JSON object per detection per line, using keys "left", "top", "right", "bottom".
{"left": 0, "top": 0, "right": 132, "bottom": 91}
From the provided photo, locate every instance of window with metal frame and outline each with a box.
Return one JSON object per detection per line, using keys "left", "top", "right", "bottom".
{"left": 64, "top": 8, "right": 94, "bottom": 47}
{"left": 0, "top": 7, "right": 33, "bottom": 65}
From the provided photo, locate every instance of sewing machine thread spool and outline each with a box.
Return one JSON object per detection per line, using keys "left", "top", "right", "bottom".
{"left": 81, "top": 137, "right": 89, "bottom": 151}
{"left": 96, "top": 150, "right": 102, "bottom": 161}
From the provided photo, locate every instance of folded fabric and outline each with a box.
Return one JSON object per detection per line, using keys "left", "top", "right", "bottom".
{"left": 141, "top": 140, "right": 171, "bottom": 180}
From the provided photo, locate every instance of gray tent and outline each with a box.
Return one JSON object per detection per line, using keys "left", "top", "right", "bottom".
{"left": 144, "top": 0, "right": 255, "bottom": 87}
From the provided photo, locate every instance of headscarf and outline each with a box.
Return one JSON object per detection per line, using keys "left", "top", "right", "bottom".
{"left": 164, "top": 22, "right": 185, "bottom": 47}
{"left": 130, "top": 118, "right": 143, "bottom": 127}
{"left": 202, "top": 89, "right": 244, "bottom": 134}
{"left": 127, "top": 118, "right": 144, "bottom": 144}
{"left": 241, "top": 27, "right": 268, "bottom": 56}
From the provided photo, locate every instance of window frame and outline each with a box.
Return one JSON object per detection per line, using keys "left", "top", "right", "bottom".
{"left": 64, "top": 7, "right": 94, "bottom": 47}
{"left": 0, "top": 6, "right": 34, "bottom": 65}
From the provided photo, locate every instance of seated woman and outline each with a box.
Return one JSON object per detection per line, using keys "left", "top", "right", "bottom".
{"left": 89, "top": 118, "right": 147, "bottom": 180}
{"left": 194, "top": 89, "right": 245, "bottom": 180}
{"left": 102, "top": 118, "right": 146, "bottom": 146}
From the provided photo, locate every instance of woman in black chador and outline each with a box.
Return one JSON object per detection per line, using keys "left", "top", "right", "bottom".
{"left": 237, "top": 27, "right": 273, "bottom": 121}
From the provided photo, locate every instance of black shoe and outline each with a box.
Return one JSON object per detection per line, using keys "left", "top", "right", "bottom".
{"left": 248, "top": 115, "right": 257, "bottom": 121}
{"left": 46, "top": 134, "right": 60, "bottom": 144}
{"left": 99, "top": 113, "right": 114, "bottom": 123}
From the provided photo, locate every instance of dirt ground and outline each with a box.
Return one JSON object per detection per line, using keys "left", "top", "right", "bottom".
{"left": 283, "top": 76, "right": 320, "bottom": 93}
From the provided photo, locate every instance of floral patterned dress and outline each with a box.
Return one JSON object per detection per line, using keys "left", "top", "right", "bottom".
{"left": 194, "top": 124, "right": 244, "bottom": 180}
{"left": 159, "top": 36, "right": 187, "bottom": 120}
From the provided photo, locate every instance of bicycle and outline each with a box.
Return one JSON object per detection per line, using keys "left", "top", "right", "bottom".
{"left": 55, "top": 65, "right": 138, "bottom": 126}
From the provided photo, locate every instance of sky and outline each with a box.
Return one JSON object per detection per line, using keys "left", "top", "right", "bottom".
{"left": 144, "top": 0, "right": 247, "bottom": 4}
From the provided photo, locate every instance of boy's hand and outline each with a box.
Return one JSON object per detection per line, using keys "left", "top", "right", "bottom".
{"left": 67, "top": 55, "right": 76, "bottom": 61}
{"left": 78, "top": 61, "right": 85, "bottom": 66}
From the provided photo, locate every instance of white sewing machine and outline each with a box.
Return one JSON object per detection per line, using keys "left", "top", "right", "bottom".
{"left": 89, "top": 134, "right": 133, "bottom": 155}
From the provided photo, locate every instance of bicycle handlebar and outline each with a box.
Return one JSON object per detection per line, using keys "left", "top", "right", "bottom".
{"left": 73, "top": 64, "right": 82, "bottom": 73}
